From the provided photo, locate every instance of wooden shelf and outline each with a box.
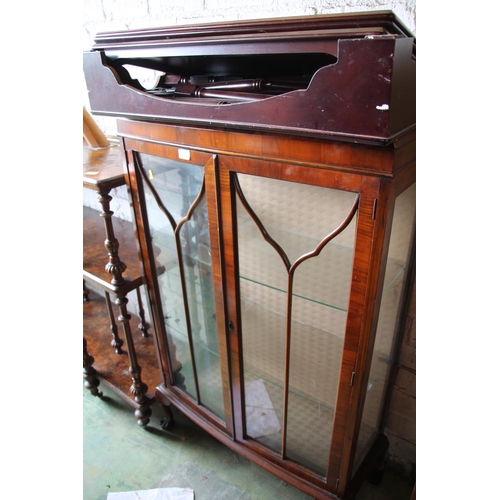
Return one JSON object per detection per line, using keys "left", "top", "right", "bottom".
{"left": 83, "top": 143, "right": 124, "bottom": 191}
{"left": 84, "top": 288, "right": 160, "bottom": 406}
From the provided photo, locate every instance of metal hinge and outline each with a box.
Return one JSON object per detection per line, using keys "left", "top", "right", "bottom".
{"left": 350, "top": 371, "right": 356, "bottom": 386}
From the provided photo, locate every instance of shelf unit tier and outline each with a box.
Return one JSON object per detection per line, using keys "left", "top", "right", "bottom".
{"left": 83, "top": 288, "right": 160, "bottom": 406}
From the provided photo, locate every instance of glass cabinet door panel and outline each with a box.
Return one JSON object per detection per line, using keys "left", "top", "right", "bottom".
{"left": 137, "top": 152, "right": 225, "bottom": 420}
{"left": 235, "top": 173, "right": 358, "bottom": 477}
{"left": 240, "top": 282, "right": 287, "bottom": 456}
{"left": 286, "top": 250, "right": 354, "bottom": 476}
{"left": 354, "top": 183, "right": 416, "bottom": 471}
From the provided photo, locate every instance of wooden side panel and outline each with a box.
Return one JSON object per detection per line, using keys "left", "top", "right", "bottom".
{"left": 327, "top": 176, "right": 381, "bottom": 495}
{"left": 335, "top": 177, "right": 391, "bottom": 497}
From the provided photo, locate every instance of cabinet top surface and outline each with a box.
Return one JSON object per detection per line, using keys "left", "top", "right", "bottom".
{"left": 91, "top": 11, "right": 414, "bottom": 48}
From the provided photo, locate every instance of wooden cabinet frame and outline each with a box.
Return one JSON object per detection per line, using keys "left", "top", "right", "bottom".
{"left": 118, "top": 120, "right": 415, "bottom": 500}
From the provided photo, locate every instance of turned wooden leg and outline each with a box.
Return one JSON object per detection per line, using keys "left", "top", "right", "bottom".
{"left": 83, "top": 338, "right": 103, "bottom": 397}
{"left": 116, "top": 293, "right": 152, "bottom": 427}
{"left": 131, "top": 367, "right": 153, "bottom": 428}
{"left": 105, "top": 291, "right": 124, "bottom": 354}
{"left": 136, "top": 287, "right": 150, "bottom": 338}
{"left": 96, "top": 189, "right": 127, "bottom": 286}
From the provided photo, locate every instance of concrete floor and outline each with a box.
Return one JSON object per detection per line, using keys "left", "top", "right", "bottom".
{"left": 83, "top": 385, "right": 413, "bottom": 500}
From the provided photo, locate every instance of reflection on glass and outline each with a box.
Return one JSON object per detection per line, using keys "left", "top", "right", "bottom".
{"left": 353, "top": 183, "right": 415, "bottom": 472}
{"left": 138, "top": 152, "right": 224, "bottom": 420}
{"left": 236, "top": 173, "right": 358, "bottom": 476}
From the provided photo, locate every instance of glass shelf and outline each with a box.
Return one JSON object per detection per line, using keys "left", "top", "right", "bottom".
{"left": 238, "top": 215, "right": 406, "bottom": 309}
{"left": 241, "top": 294, "right": 343, "bottom": 408}
{"left": 154, "top": 217, "right": 406, "bottom": 336}
{"left": 237, "top": 211, "right": 407, "bottom": 363}
{"left": 157, "top": 281, "right": 339, "bottom": 476}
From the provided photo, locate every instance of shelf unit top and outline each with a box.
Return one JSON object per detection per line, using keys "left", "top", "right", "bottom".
{"left": 83, "top": 143, "right": 125, "bottom": 191}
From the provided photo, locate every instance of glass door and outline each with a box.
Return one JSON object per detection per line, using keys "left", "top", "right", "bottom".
{"left": 235, "top": 173, "right": 358, "bottom": 477}
{"left": 125, "top": 143, "right": 230, "bottom": 428}
{"left": 218, "top": 156, "right": 374, "bottom": 486}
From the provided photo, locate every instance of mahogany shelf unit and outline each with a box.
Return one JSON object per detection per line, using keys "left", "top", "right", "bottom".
{"left": 83, "top": 11, "right": 416, "bottom": 499}
{"left": 83, "top": 144, "right": 161, "bottom": 427}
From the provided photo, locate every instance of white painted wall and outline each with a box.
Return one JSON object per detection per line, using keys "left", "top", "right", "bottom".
{"left": 83, "top": 0, "right": 416, "bottom": 45}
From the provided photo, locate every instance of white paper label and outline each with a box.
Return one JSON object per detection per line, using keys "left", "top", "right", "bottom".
{"left": 178, "top": 148, "right": 190, "bottom": 161}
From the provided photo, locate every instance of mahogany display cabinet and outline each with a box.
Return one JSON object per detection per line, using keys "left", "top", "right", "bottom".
{"left": 83, "top": 11, "right": 416, "bottom": 500}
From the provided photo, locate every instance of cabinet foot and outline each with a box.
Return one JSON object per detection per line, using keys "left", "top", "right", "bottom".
{"left": 83, "top": 338, "right": 103, "bottom": 397}
{"left": 159, "top": 404, "right": 176, "bottom": 430}
{"left": 154, "top": 389, "right": 177, "bottom": 431}
{"left": 367, "top": 438, "right": 388, "bottom": 486}
{"left": 367, "top": 467, "right": 384, "bottom": 486}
